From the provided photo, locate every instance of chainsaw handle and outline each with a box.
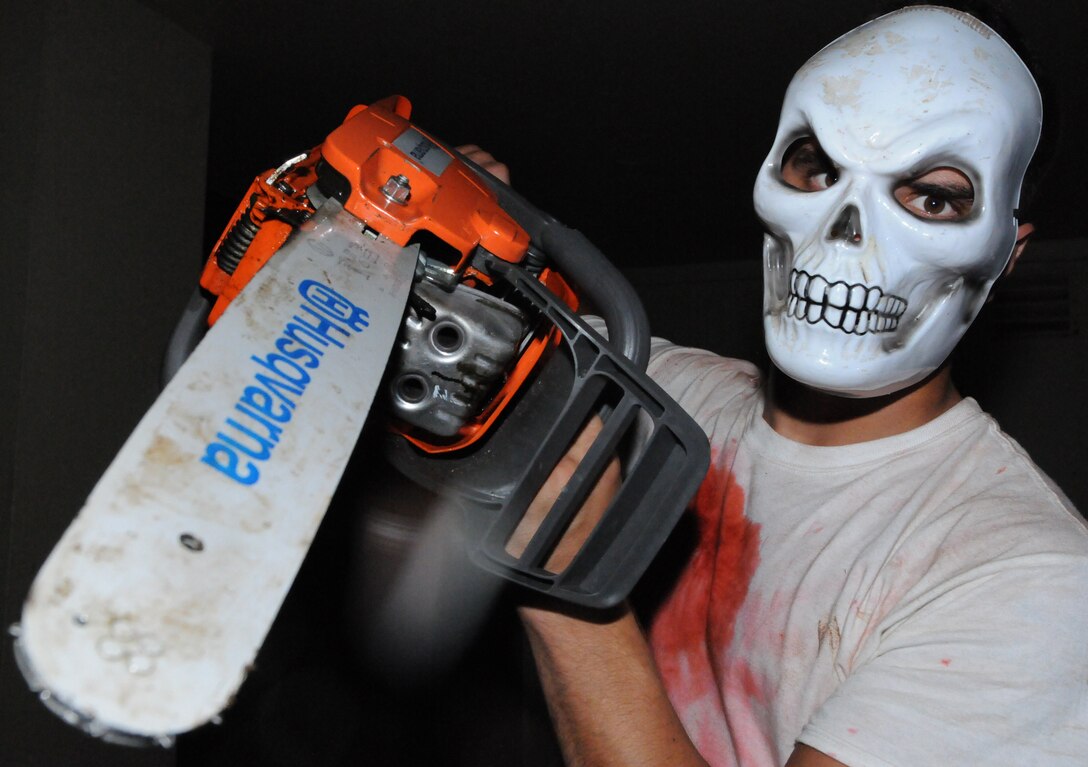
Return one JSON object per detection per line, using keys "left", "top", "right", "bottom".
{"left": 453, "top": 149, "right": 651, "bottom": 371}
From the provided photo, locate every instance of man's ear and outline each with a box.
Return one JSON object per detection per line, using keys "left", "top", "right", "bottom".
{"left": 1005, "top": 222, "right": 1035, "bottom": 278}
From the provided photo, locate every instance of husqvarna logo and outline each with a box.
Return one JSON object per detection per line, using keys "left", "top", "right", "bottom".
{"left": 200, "top": 280, "right": 369, "bottom": 486}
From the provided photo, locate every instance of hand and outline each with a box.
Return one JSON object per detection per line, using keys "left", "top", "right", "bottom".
{"left": 506, "top": 416, "right": 621, "bottom": 573}
{"left": 457, "top": 144, "right": 511, "bottom": 185}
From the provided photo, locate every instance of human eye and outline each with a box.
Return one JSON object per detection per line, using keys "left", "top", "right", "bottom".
{"left": 893, "top": 167, "right": 974, "bottom": 221}
{"left": 780, "top": 136, "right": 839, "bottom": 191}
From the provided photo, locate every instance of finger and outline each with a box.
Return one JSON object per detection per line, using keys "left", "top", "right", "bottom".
{"left": 455, "top": 144, "right": 510, "bottom": 184}
{"left": 506, "top": 417, "right": 619, "bottom": 572}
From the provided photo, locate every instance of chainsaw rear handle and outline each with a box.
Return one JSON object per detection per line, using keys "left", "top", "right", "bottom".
{"left": 452, "top": 147, "right": 651, "bottom": 371}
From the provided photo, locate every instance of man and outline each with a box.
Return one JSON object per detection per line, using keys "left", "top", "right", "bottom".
{"left": 472, "top": 5, "right": 1088, "bottom": 766}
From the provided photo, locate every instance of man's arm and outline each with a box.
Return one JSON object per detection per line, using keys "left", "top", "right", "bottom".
{"left": 463, "top": 146, "right": 845, "bottom": 766}
{"left": 516, "top": 424, "right": 843, "bottom": 767}
{"left": 510, "top": 416, "right": 704, "bottom": 765}
{"left": 521, "top": 605, "right": 846, "bottom": 767}
{"left": 520, "top": 604, "right": 708, "bottom": 767}
{"left": 786, "top": 744, "right": 848, "bottom": 766}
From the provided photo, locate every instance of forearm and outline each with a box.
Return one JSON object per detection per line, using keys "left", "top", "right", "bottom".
{"left": 519, "top": 603, "right": 709, "bottom": 767}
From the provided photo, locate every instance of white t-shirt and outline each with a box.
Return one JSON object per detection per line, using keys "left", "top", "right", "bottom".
{"left": 643, "top": 340, "right": 1088, "bottom": 767}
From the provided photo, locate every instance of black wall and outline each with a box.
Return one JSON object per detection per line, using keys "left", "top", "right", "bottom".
{"left": 2, "top": 2, "right": 208, "bottom": 764}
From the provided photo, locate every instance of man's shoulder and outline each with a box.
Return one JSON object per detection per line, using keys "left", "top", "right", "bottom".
{"left": 647, "top": 337, "right": 761, "bottom": 388}
{"left": 917, "top": 401, "right": 1088, "bottom": 554}
{"left": 645, "top": 338, "right": 763, "bottom": 425}
{"left": 966, "top": 405, "right": 1080, "bottom": 509}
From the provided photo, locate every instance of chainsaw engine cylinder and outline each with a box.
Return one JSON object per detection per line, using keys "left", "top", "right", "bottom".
{"left": 388, "top": 280, "right": 528, "bottom": 438}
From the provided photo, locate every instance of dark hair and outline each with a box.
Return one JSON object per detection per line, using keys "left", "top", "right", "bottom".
{"left": 867, "top": 2, "right": 1056, "bottom": 216}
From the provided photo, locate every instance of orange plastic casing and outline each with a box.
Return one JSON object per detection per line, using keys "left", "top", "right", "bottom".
{"left": 322, "top": 96, "right": 530, "bottom": 267}
{"left": 198, "top": 97, "right": 576, "bottom": 453}
{"left": 201, "top": 96, "right": 533, "bottom": 319}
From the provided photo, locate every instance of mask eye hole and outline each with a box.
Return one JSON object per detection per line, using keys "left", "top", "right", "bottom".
{"left": 893, "top": 167, "right": 975, "bottom": 221}
{"left": 780, "top": 136, "right": 839, "bottom": 191}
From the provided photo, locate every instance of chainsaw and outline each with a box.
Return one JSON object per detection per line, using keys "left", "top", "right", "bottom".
{"left": 13, "top": 96, "right": 709, "bottom": 746}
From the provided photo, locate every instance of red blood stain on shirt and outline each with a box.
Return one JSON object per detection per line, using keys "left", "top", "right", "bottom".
{"left": 736, "top": 660, "right": 763, "bottom": 701}
{"left": 650, "top": 448, "right": 762, "bottom": 763}
{"left": 940, "top": 658, "right": 952, "bottom": 667}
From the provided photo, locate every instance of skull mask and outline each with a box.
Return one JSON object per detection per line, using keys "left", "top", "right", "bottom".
{"left": 754, "top": 5, "right": 1042, "bottom": 397}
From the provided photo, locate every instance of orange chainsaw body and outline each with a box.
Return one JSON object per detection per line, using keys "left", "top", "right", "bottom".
{"left": 199, "top": 96, "right": 577, "bottom": 452}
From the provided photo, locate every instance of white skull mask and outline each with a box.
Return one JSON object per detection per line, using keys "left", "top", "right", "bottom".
{"left": 754, "top": 6, "right": 1042, "bottom": 397}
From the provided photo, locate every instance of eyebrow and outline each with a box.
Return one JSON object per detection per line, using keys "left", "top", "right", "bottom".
{"left": 910, "top": 180, "right": 974, "bottom": 199}
{"left": 787, "top": 142, "right": 832, "bottom": 169}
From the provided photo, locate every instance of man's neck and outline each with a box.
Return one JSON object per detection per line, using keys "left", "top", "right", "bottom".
{"left": 763, "top": 365, "right": 963, "bottom": 447}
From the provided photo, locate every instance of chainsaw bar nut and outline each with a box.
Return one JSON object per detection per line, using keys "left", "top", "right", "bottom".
{"left": 380, "top": 174, "right": 412, "bottom": 205}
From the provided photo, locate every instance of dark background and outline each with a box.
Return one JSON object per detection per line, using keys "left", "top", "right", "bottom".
{"left": 3, "top": 1, "right": 1086, "bottom": 765}
{"left": 161, "top": 0, "right": 1088, "bottom": 266}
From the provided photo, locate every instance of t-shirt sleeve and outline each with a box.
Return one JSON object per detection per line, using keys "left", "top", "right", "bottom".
{"left": 583, "top": 315, "right": 761, "bottom": 427}
{"left": 646, "top": 340, "right": 761, "bottom": 427}
{"left": 799, "top": 549, "right": 1088, "bottom": 766}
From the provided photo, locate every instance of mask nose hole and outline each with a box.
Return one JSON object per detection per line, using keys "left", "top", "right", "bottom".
{"left": 828, "top": 205, "right": 863, "bottom": 245}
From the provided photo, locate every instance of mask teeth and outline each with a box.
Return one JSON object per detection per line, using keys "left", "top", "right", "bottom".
{"left": 787, "top": 269, "right": 907, "bottom": 336}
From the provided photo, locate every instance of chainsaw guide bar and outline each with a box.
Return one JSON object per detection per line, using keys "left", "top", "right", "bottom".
{"left": 15, "top": 96, "right": 711, "bottom": 746}
{"left": 16, "top": 200, "right": 417, "bottom": 743}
